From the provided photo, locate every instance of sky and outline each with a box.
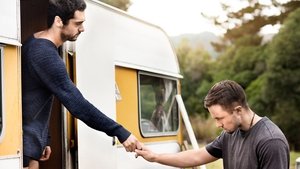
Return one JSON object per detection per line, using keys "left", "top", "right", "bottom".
{"left": 127, "top": 0, "right": 282, "bottom": 37}
{"left": 127, "top": 0, "right": 225, "bottom": 36}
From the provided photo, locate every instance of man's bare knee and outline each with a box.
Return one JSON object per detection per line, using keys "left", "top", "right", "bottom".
{"left": 28, "top": 159, "right": 39, "bottom": 169}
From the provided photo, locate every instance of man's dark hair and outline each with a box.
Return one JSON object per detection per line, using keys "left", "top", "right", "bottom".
{"left": 47, "top": 0, "right": 86, "bottom": 28}
{"left": 204, "top": 80, "right": 248, "bottom": 112}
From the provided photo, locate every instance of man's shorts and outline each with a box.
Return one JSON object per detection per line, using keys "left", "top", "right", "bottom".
{"left": 23, "top": 155, "right": 31, "bottom": 167}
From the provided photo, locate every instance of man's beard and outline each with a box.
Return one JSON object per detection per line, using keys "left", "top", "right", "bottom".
{"left": 226, "top": 130, "right": 235, "bottom": 134}
{"left": 225, "top": 123, "right": 240, "bottom": 134}
{"left": 61, "top": 32, "right": 80, "bottom": 42}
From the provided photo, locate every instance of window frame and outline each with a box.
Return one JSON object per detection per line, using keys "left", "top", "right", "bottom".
{"left": 138, "top": 71, "right": 180, "bottom": 137}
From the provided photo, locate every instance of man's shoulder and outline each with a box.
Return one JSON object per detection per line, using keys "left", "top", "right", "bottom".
{"left": 23, "top": 37, "right": 57, "bottom": 58}
{"left": 255, "top": 117, "right": 288, "bottom": 144}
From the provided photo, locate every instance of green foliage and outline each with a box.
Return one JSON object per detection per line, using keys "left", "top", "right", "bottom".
{"left": 210, "top": 0, "right": 300, "bottom": 52}
{"left": 184, "top": 115, "right": 221, "bottom": 143}
{"left": 211, "top": 34, "right": 267, "bottom": 88}
{"left": 246, "top": 74, "right": 269, "bottom": 115}
{"left": 176, "top": 40, "right": 214, "bottom": 116}
{"left": 264, "top": 8, "right": 300, "bottom": 150}
{"left": 98, "top": 0, "right": 131, "bottom": 11}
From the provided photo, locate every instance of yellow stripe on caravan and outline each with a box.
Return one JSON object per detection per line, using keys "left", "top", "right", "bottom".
{"left": 115, "top": 66, "right": 183, "bottom": 144}
{"left": 0, "top": 45, "right": 22, "bottom": 156}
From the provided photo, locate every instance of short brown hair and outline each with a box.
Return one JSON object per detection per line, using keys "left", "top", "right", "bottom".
{"left": 47, "top": 0, "right": 86, "bottom": 28}
{"left": 204, "top": 80, "right": 248, "bottom": 112}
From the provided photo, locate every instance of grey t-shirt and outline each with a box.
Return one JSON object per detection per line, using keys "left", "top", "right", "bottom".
{"left": 206, "top": 117, "right": 289, "bottom": 169}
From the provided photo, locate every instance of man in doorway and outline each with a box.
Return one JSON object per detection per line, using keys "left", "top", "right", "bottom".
{"left": 22, "top": 0, "right": 141, "bottom": 168}
{"left": 135, "top": 80, "right": 289, "bottom": 169}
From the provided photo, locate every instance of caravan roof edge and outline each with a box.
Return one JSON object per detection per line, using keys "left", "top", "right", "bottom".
{"left": 86, "top": 0, "right": 171, "bottom": 39}
{"left": 115, "top": 61, "right": 183, "bottom": 79}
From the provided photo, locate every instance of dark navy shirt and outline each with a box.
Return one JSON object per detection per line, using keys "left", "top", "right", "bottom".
{"left": 22, "top": 36, "right": 130, "bottom": 160}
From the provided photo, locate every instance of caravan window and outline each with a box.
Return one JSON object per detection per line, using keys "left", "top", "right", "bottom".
{"left": 0, "top": 47, "right": 3, "bottom": 137}
{"left": 139, "top": 72, "right": 179, "bottom": 137}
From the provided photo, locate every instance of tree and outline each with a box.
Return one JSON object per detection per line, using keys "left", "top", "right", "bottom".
{"left": 210, "top": 34, "right": 267, "bottom": 88}
{"left": 176, "top": 39, "right": 213, "bottom": 116}
{"left": 264, "top": 8, "right": 300, "bottom": 150}
{"left": 98, "top": 0, "right": 131, "bottom": 11}
{"left": 209, "top": 0, "right": 300, "bottom": 52}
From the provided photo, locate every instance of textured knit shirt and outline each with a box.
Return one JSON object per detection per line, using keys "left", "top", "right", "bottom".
{"left": 206, "top": 117, "right": 290, "bottom": 169}
{"left": 22, "top": 36, "right": 131, "bottom": 160}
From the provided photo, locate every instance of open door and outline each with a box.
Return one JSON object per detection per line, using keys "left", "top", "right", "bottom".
{"left": 21, "top": 1, "right": 77, "bottom": 168}
{"left": 61, "top": 42, "right": 79, "bottom": 169}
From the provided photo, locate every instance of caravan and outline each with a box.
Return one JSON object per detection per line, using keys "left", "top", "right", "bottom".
{"left": 0, "top": 0, "right": 201, "bottom": 168}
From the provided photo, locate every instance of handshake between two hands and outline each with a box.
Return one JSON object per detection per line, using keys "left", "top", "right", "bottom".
{"left": 121, "top": 134, "right": 155, "bottom": 162}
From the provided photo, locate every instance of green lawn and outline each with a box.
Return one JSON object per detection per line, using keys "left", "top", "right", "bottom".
{"left": 290, "top": 151, "right": 300, "bottom": 169}
{"left": 205, "top": 159, "right": 222, "bottom": 169}
{"left": 204, "top": 151, "right": 300, "bottom": 169}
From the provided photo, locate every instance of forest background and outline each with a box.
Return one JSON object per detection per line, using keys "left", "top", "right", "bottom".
{"left": 99, "top": 0, "right": 300, "bottom": 151}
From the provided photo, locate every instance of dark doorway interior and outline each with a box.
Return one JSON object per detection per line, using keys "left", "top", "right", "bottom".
{"left": 21, "top": 1, "right": 63, "bottom": 169}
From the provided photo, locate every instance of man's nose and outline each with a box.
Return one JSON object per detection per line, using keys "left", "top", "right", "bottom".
{"left": 216, "top": 121, "right": 223, "bottom": 128}
{"left": 79, "top": 25, "right": 84, "bottom": 32}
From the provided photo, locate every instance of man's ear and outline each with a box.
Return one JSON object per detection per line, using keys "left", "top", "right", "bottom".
{"left": 54, "top": 16, "right": 63, "bottom": 28}
{"left": 234, "top": 106, "right": 242, "bottom": 114}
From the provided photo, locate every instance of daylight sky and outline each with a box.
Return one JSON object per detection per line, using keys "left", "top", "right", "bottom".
{"left": 128, "top": 0, "right": 228, "bottom": 36}
{"left": 128, "top": 0, "right": 282, "bottom": 37}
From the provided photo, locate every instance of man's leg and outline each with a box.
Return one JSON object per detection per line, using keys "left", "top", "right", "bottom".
{"left": 28, "top": 159, "right": 39, "bottom": 169}
{"left": 23, "top": 155, "right": 39, "bottom": 169}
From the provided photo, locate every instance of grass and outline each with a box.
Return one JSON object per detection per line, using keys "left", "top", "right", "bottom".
{"left": 204, "top": 151, "right": 300, "bottom": 169}
{"left": 290, "top": 150, "right": 300, "bottom": 169}
{"left": 206, "top": 159, "right": 223, "bottom": 169}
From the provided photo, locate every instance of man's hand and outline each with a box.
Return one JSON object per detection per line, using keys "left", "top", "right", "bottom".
{"left": 39, "top": 146, "right": 51, "bottom": 161}
{"left": 122, "top": 134, "right": 142, "bottom": 152}
{"left": 135, "top": 145, "right": 156, "bottom": 162}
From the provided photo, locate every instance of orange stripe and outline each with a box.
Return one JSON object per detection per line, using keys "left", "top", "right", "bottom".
{"left": 0, "top": 45, "right": 22, "bottom": 156}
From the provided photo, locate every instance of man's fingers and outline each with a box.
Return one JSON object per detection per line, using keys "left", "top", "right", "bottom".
{"left": 136, "top": 141, "right": 143, "bottom": 150}
{"left": 122, "top": 134, "right": 144, "bottom": 152}
{"left": 135, "top": 149, "right": 142, "bottom": 158}
{"left": 125, "top": 142, "right": 135, "bottom": 152}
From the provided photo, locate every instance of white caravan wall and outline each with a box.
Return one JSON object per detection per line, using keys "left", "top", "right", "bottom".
{"left": 76, "top": 1, "right": 118, "bottom": 168}
{"left": 0, "top": 0, "right": 21, "bottom": 46}
{"left": 76, "top": 0, "right": 183, "bottom": 168}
